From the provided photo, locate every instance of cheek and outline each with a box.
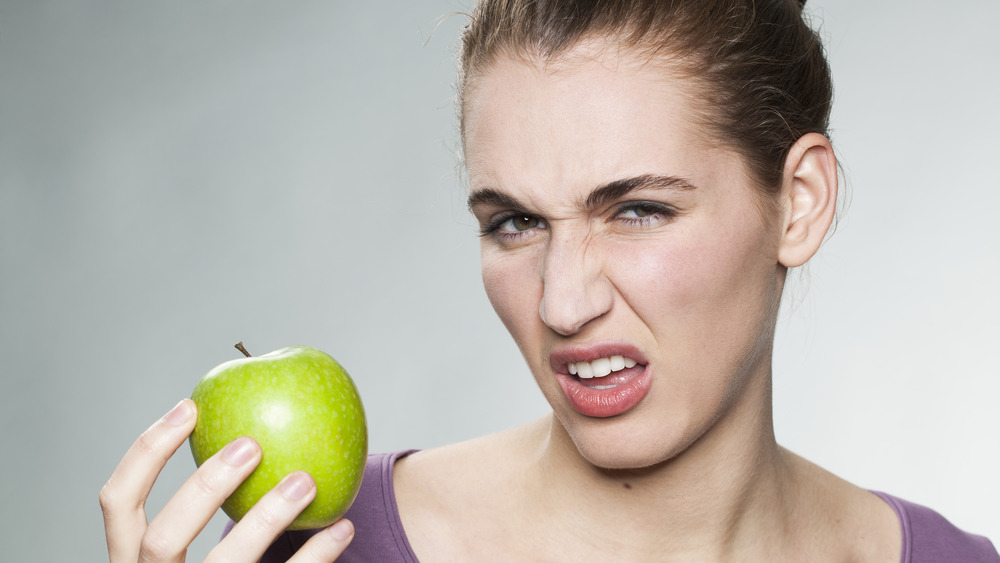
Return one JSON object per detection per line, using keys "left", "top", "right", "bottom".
{"left": 480, "top": 249, "right": 542, "bottom": 347}
{"left": 609, "top": 217, "right": 778, "bottom": 325}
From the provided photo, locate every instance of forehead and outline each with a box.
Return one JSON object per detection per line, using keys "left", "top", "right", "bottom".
{"left": 461, "top": 45, "right": 726, "bottom": 196}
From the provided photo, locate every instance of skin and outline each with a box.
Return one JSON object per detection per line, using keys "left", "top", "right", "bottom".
{"left": 393, "top": 44, "right": 901, "bottom": 561}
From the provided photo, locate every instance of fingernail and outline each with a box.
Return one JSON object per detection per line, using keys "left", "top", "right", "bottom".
{"left": 222, "top": 436, "right": 257, "bottom": 466}
{"left": 163, "top": 400, "right": 191, "bottom": 426}
{"left": 279, "top": 471, "right": 314, "bottom": 501}
{"left": 328, "top": 519, "right": 354, "bottom": 541}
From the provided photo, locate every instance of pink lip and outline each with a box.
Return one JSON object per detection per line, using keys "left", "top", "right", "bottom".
{"left": 549, "top": 343, "right": 653, "bottom": 418}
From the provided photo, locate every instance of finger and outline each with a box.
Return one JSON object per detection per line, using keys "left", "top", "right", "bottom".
{"left": 139, "top": 435, "right": 261, "bottom": 563}
{"left": 288, "top": 519, "right": 355, "bottom": 562}
{"left": 100, "top": 399, "right": 196, "bottom": 563}
{"left": 206, "top": 471, "right": 325, "bottom": 561}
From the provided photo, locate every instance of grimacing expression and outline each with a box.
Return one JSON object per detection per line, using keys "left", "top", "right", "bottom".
{"left": 464, "top": 47, "right": 787, "bottom": 469}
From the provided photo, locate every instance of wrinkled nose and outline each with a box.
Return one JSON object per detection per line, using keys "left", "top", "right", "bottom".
{"left": 538, "top": 237, "right": 613, "bottom": 336}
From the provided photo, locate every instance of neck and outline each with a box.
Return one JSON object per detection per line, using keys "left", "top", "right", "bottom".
{"left": 526, "top": 371, "right": 794, "bottom": 560}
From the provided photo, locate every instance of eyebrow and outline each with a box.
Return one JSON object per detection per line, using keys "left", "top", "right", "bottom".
{"left": 585, "top": 174, "right": 698, "bottom": 208}
{"left": 466, "top": 187, "right": 523, "bottom": 212}
{"left": 467, "top": 174, "right": 698, "bottom": 212}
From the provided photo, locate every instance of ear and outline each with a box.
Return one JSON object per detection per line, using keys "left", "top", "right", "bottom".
{"left": 777, "top": 132, "right": 838, "bottom": 268}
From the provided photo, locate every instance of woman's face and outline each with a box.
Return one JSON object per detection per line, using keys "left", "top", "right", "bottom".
{"left": 464, "top": 46, "right": 787, "bottom": 469}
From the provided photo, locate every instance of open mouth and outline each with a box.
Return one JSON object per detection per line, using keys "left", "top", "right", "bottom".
{"left": 567, "top": 355, "right": 646, "bottom": 391}
{"left": 550, "top": 345, "right": 653, "bottom": 417}
{"left": 567, "top": 354, "right": 638, "bottom": 378}
{"left": 558, "top": 360, "right": 652, "bottom": 417}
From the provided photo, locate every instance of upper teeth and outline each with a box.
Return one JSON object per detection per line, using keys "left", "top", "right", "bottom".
{"left": 568, "top": 355, "right": 637, "bottom": 378}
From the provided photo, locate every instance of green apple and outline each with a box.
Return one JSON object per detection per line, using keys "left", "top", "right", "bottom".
{"left": 189, "top": 344, "right": 367, "bottom": 530}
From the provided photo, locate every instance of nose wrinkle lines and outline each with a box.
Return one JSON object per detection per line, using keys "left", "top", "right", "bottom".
{"left": 538, "top": 228, "right": 613, "bottom": 336}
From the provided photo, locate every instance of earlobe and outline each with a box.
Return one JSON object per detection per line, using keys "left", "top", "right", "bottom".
{"left": 777, "top": 132, "right": 838, "bottom": 268}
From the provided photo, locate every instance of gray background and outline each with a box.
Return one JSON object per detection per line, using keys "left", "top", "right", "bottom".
{"left": 1, "top": 1, "right": 997, "bottom": 560}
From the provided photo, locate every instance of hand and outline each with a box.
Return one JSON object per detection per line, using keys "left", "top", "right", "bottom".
{"left": 100, "top": 399, "right": 354, "bottom": 562}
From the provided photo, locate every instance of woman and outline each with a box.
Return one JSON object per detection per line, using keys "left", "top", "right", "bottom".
{"left": 100, "top": 0, "right": 999, "bottom": 561}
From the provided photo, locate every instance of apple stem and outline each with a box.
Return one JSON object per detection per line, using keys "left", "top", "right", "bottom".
{"left": 235, "top": 342, "right": 252, "bottom": 358}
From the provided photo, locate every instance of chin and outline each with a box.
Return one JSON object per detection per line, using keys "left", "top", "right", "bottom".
{"left": 577, "top": 439, "right": 687, "bottom": 472}
{"left": 558, "top": 409, "right": 695, "bottom": 471}
{"left": 583, "top": 449, "right": 670, "bottom": 471}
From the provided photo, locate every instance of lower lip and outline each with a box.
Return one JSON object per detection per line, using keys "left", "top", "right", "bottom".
{"left": 556, "top": 366, "right": 652, "bottom": 418}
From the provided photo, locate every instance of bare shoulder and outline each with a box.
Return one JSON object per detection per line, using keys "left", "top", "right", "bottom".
{"left": 391, "top": 417, "right": 548, "bottom": 559}
{"left": 394, "top": 416, "right": 544, "bottom": 493}
{"left": 783, "top": 450, "right": 901, "bottom": 562}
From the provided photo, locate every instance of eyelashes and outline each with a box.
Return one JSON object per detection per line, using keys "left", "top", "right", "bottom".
{"left": 615, "top": 202, "right": 676, "bottom": 226}
{"left": 479, "top": 213, "right": 545, "bottom": 238}
{"left": 479, "top": 201, "right": 678, "bottom": 242}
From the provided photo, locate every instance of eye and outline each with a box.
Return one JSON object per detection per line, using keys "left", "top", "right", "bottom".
{"left": 480, "top": 213, "right": 547, "bottom": 242}
{"left": 614, "top": 201, "right": 676, "bottom": 226}
{"left": 503, "top": 215, "right": 541, "bottom": 232}
{"left": 618, "top": 203, "right": 662, "bottom": 219}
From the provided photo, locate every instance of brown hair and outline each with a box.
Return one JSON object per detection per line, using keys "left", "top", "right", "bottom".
{"left": 458, "top": 0, "right": 832, "bottom": 196}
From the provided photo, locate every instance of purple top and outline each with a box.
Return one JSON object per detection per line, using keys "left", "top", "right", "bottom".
{"left": 241, "top": 451, "right": 997, "bottom": 562}
{"left": 871, "top": 491, "right": 998, "bottom": 562}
